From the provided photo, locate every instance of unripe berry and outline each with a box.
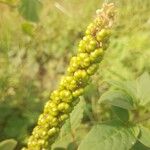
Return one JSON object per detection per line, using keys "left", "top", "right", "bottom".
{"left": 85, "top": 29, "right": 91, "bottom": 35}
{"left": 86, "top": 40, "right": 97, "bottom": 52}
{"left": 70, "top": 56, "right": 80, "bottom": 69}
{"left": 32, "top": 127, "right": 40, "bottom": 135}
{"left": 83, "top": 35, "right": 93, "bottom": 42}
{"left": 87, "top": 64, "right": 99, "bottom": 75}
{"left": 59, "top": 90, "right": 72, "bottom": 102}
{"left": 58, "top": 102, "right": 70, "bottom": 112}
{"left": 28, "top": 137, "right": 36, "bottom": 147}
{"left": 49, "top": 106, "right": 59, "bottom": 116}
{"left": 96, "top": 29, "right": 111, "bottom": 42}
{"left": 68, "top": 80, "right": 77, "bottom": 90}
{"left": 78, "top": 52, "right": 89, "bottom": 59}
{"left": 32, "top": 127, "right": 47, "bottom": 139}
{"left": 90, "top": 40, "right": 97, "bottom": 47}
{"left": 50, "top": 117, "right": 59, "bottom": 127}
{"left": 50, "top": 90, "right": 61, "bottom": 104}
{"left": 48, "top": 127, "right": 59, "bottom": 136}
{"left": 59, "top": 114, "right": 69, "bottom": 122}
{"left": 72, "top": 88, "right": 84, "bottom": 98}
{"left": 46, "top": 115, "right": 53, "bottom": 122}
{"left": 90, "top": 48, "right": 103, "bottom": 62}
{"left": 78, "top": 53, "right": 91, "bottom": 68}
{"left": 67, "top": 67, "right": 74, "bottom": 74}
{"left": 44, "top": 101, "right": 57, "bottom": 113}
{"left": 38, "top": 114, "right": 48, "bottom": 125}
{"left": 60, "top": 76, "right": 77, "bottom": 90}
{"left": 78, "top": 40, "right": 86, "bottom": 52}
{"left": 60, "top": 76, "right": 69, "bottom": 86}
{"left": 74, "top": 70, "right": 89, "bottom": 82}
{"left": 44, "top": 102, "right": 59, "bottom": 117}
{"left": 38, "top": 139, "right": 45, "bottom": 146}
{"left": 85, "top": 23, "right": 95, "bottom": 35}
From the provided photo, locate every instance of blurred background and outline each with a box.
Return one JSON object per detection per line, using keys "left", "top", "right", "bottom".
{"left": 0, "top": 0, "right": 150, "bottom": 149}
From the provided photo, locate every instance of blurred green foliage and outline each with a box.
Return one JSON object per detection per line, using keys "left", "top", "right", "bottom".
{"left": 0, "top": 0, "right": 150, "bottom": 149}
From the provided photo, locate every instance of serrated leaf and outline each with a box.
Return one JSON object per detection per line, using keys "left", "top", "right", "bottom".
{"left": 99, "top": 90, "right": 134, "bottom": 110}
{"left": 18, "top": 0, "right": 42, "bottom": 22}
{"left": 112, "top": 106, "right": 129, "bottom": 122}
{"left": 109, "top": 72, "right": 150, "bottom": 106}
{"left": 0, "top": 139, "right": 17, "bottom": 150}
{"left": 137, "top": 72, "right": 150, "bottom": 106}
{"left": 108, "top": 80, "right": 137, "bottom": 100}
{"left": 138, "top": 126, "right": 150, "bottom": 148}
{"left": 78, "top": 122, "right": 139, "bottom": 150}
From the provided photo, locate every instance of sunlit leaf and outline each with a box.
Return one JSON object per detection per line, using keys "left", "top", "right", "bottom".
{"left": 99, "top": 90, "right": 134, "bottom": 110}
{"left": 138, "top": 126, "right": 150, "bottom": 148}
{"left": 0, "top": 139, "right": 17, "bottom": 150}
{"left": 78, "top": 121, "right": 139, "bottom": 150}
{"left": 61, "top": 99, "right": 85, "bottom": 135}
{"left": 108, "top": 80, "right": 137, "bottom": 100}
{"left": 137, "top": 72, "right": 150, "bottom": 106}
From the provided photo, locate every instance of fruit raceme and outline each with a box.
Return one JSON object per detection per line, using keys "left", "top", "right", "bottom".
{"left": 23, "top": 3, "right": 115, "bottom": 150}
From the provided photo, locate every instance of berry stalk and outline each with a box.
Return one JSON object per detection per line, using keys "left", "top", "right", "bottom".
{"left": 23, "top": 3, "right": 115, "bottom": 150}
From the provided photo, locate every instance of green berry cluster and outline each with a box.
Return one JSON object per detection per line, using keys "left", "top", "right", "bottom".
{"left": 23, "top": 3, "right": 115, "bottom": 150}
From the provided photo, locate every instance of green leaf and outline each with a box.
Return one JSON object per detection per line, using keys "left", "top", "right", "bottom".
{"left": 52, "top": 127, "right": 88, "bottom": 150}
{"left": 99, "top": 90, "right": 134, "bottom": 110}
{"left": 67, "top": 142, "right": 77, "bottom": 150}
{"left": 138, "top": 126, "right": 150, "bottom": 148}
{"left": 53, "top": 99, "right": 85, "bottom": 149}
{"left": 70, "top": 98, "right": 85, "bottom": 129}
{"left": 18, "top": 0, "right": 42, "bottom": 22}
{"left": 109, "top": 72, "right": 150, "bottom": 106}
{"left": 78, "top": 122, "right": 139, "bottom": 150}
{"left": 3, "top": 115, "right": 28, "bottom": 140}
{"left": 84, "top": 83, "right": 98, "bottom": 99}
{"left": 131, "top": 141, "right": 150, "bottom": 150}
{"left": 108, "top": 80, "right": 137, "bottom": 100}
{"left": 0, "top": 139, "right": 17, "bottom": 150}
{"left": 61, "top": 98, "right": 85, "bottom": 135}
{"left": 52, "top": 134, "right": 72, "bottom": 150}
{"left": 137, "top": 72, "right": 150, "bottom": 106}
{"left": 112, "top": 106, "right": 129, "bottom": 122}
